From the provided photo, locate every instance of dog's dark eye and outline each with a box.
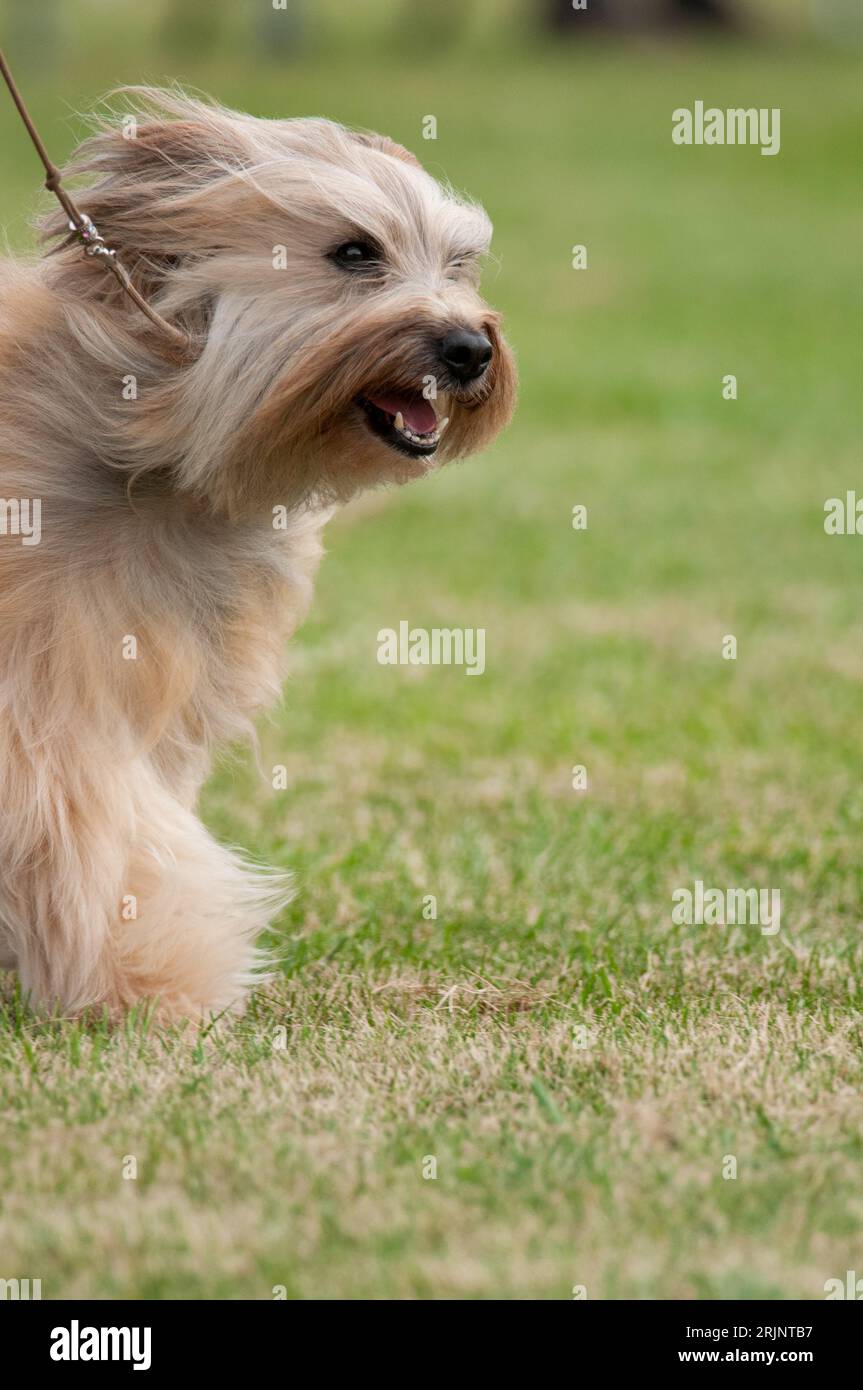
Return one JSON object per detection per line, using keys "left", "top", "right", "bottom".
{"left": 330, "top": 240, "right": 380, "bottom": 270}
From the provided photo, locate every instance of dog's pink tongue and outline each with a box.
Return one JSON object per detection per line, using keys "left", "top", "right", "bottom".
{"left": 369, "top": 392, "right": 437, "bottom": 434}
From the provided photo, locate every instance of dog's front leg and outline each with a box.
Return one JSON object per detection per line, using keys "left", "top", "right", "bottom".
{"left": 112, "top": 770, "right": 290, "bottom": 1022}
{"left": 0, "top": 737, "right": 288, "bottom": 1021}
{"left": 0, "top": 726, "right": 136, "bottom": 1015}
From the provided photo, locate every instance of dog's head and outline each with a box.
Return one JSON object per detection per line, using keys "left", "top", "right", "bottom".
{"left": 42, "top": 90, "right": 516, "bottom": 517}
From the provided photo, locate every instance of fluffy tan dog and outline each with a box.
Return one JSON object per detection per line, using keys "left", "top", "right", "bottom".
{"left": 0, "top": 89, "right": 515, "bottom": 1021}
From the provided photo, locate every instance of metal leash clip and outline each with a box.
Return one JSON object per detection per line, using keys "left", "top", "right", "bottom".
{"left": 72, "top": 214, "right": 116, "bottom": 263}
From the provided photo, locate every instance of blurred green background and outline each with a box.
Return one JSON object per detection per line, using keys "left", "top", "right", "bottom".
{"left": 1, "top": 0, "right": 863, "bottom": 1301}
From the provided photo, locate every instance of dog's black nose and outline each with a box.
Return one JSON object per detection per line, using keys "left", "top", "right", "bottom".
{"left": 439, "top": 328, "right": 493, "bottom": 384}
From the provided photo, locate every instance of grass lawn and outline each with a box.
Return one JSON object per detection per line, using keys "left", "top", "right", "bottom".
{"left": 1, "top": 19, "right": 862, "bottom": 1298}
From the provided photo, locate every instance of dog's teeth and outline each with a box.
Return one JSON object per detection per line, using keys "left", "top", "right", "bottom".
{"left": 385, "top": 405, "right": 446, "bottom": 449}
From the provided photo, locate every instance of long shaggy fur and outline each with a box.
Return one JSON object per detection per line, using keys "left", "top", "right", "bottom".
{"left": 0, "top": 88, "right": 515, "bottom": 1021}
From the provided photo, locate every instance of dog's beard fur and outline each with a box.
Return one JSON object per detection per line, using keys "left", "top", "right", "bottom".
{"left": 0, "top": 88, "right": 516, "bottom": 1020}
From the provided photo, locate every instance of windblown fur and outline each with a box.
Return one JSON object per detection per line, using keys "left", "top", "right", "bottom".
{"left": 0, "top": 88, "right": 515, "bottom": 1020}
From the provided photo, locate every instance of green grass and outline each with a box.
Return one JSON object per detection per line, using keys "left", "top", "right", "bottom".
{"left": 2, "top": 10, "right": 863, "bottom": 1298}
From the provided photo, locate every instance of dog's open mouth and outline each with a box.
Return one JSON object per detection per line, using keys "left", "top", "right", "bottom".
{"left": 358, "top": 391, "right": 448, "bottom": 460}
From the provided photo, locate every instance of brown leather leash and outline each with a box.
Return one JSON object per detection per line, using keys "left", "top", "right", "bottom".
{"left": 0, "top": 46, "right": 190, "bottom": 354}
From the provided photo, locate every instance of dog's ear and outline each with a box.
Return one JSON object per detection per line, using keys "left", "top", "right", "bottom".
{"left": 352, "top": 131, "right": 423, "bottom": 170}
{"left": 39, "top": 90, "right": 252, "bottom": 284}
